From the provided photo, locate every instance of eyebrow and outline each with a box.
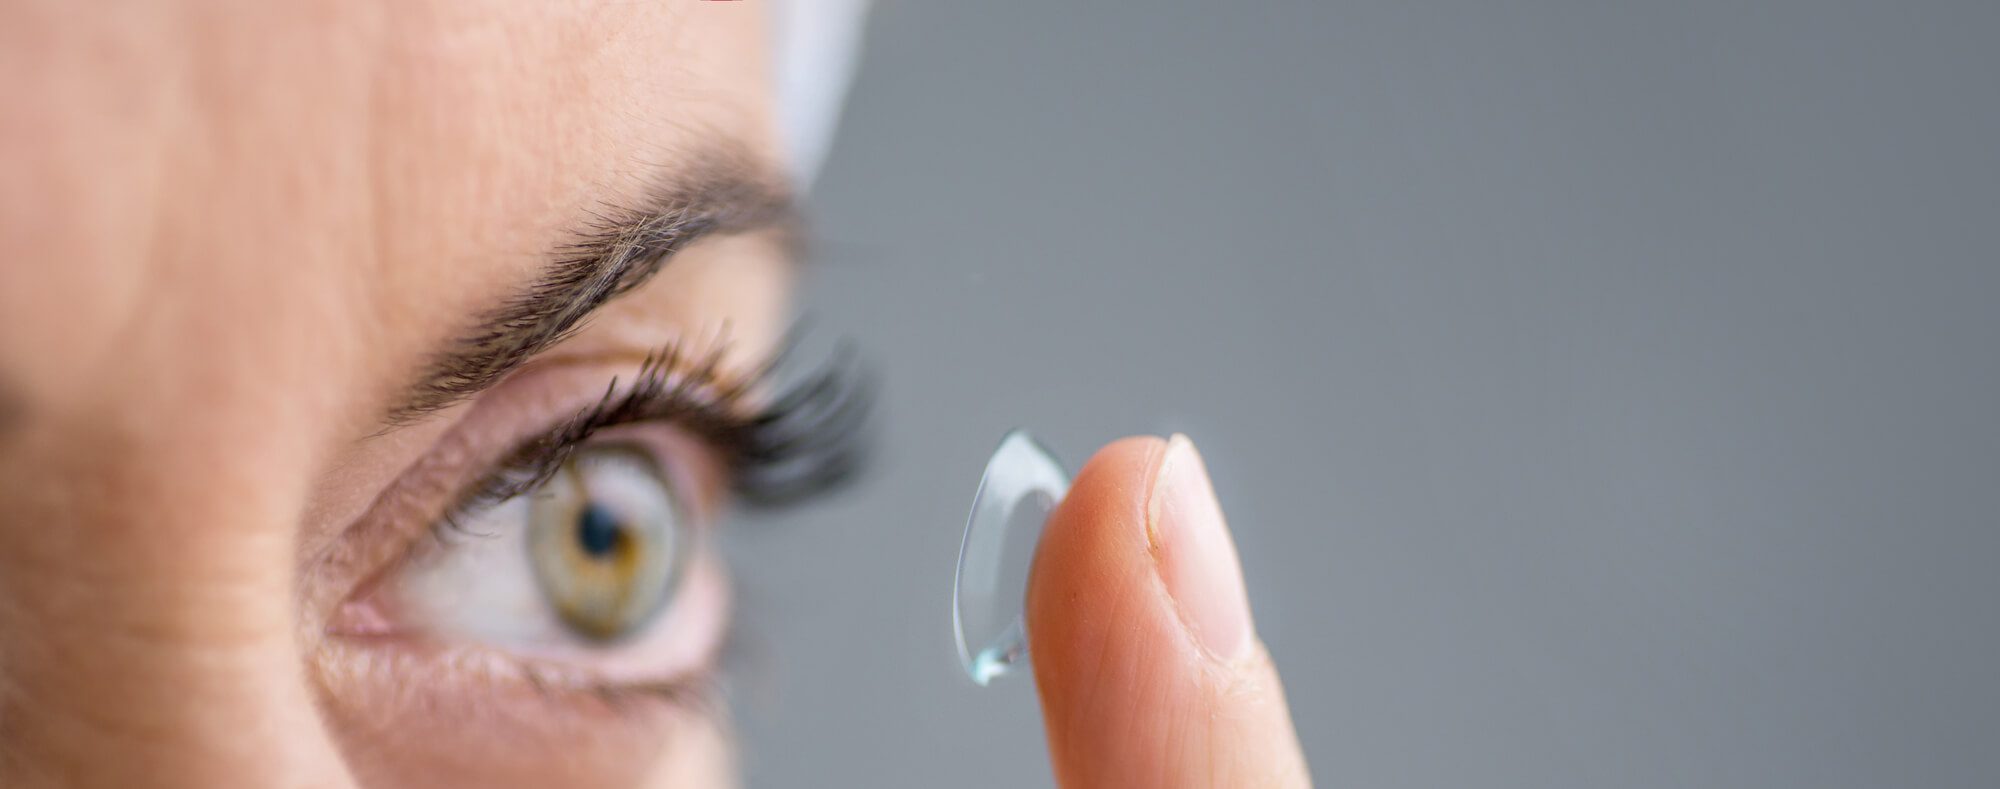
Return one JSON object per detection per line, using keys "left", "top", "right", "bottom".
{"left": 389, "top": 153, "right": 799, "bottom": 423}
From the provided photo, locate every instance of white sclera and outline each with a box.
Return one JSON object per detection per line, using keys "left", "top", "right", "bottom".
{"left": 953, "top": 430, "right": 1071, "bottom": 686}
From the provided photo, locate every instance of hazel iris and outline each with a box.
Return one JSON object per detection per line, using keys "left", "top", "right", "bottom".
{"left": 527, "top": 445, "right": 690, "bottom": 642}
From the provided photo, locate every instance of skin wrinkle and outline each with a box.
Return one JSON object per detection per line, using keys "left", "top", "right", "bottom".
{"left": 0, "top": 398, "right": 329, "bottom": 781}
{"left": 1035, "top": 438, "right": 1167, "bottom": 786}
{"left": 1, "top": 1, "right": 1316, "bottom": 786}
{"left": 0, "top": 3, "right": 792, "bottom": 786}
{"left": 0, "top": 381, "right": 19, "bottom": 442}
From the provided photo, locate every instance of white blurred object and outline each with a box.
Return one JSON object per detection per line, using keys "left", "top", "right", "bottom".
{"left": 771, "top": 0, "right": 871, "bottom": 188}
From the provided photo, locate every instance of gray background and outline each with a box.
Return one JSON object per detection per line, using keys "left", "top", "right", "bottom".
{"left": 725, "top": 2, "right": 2000, "bottom": 787}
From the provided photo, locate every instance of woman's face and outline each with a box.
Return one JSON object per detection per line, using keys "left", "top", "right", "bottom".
{"left": 0, "top": 3, "right": 807, "bottom": 785}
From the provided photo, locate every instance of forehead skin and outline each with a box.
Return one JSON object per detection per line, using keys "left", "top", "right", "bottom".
{"left": 0, "top": 2, "right": 780, "bottom": 786}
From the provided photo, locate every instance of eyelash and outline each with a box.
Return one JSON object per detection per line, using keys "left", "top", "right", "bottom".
{"left": 439, "top": 330, "right": 873, "bottom": 536}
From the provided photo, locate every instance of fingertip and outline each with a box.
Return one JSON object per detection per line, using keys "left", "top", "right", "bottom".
{"left": 1024, "top": 435, "right": 1168, "bottom": 661}
{"left": 1037, "top": 435, "right": 1168, "bottom": 568}
{"left": 1024, "top": 435, "right": 1190, "bottom": 786}
{"left": 1022, "top": 434, "right": 1312, "bottom": 788}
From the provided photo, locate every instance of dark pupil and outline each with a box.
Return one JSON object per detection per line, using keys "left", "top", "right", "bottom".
{"left": 575, "top": 504, "right": 624, "bottom": 559}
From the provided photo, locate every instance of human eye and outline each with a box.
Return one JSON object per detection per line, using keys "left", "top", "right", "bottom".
{"left": 393, "top": 441, "right": 706, "bottom": 679}
{"left": 319, "top": 339, "right": 869, "bottom": 715}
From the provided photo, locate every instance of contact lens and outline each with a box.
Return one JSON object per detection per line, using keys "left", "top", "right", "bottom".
{"left": 953, "top": 430, "right": 1070, "bottom": 686}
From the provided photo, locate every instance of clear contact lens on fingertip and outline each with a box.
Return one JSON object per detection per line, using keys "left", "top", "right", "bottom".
{"left": 952, "top": 429, "right": 1070, "bottom": 686}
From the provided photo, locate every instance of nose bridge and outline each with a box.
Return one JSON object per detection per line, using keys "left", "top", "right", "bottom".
{"left": 0, "top": 420, "right": 356, "bottom": 787}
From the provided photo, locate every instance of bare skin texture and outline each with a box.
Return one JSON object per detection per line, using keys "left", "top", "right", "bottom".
{"left": 0, "top": 2, "right": 1307, "bottom": 786}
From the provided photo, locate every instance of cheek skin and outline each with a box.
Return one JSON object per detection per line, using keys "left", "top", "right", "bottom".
{"left": 0, "top": 372, "right": 357, "bottom": 786}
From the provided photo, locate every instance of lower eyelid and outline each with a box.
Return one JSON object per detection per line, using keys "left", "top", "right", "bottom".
{"left": 331, "top": 551, "right": 731, "bottom": 689}
{"left": 312, "top": 636, "right": 711, "bottom": 783}
{"left": 516, "top": 555, "right": 733, "bottom": 684}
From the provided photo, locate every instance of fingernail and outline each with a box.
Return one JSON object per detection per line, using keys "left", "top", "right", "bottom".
{"left": 1147, "top": 434, "right": 1254, "bottom": 664}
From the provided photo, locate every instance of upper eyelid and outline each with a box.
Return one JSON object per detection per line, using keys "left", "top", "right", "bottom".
{"left": 440, "top": 341, "right": 751, "bottom": 531}
{"left": 432, "top": 325, "right": 871, "bottom": 542}
{"left": 309, "top": 348, "right": 750, "bottom": 648}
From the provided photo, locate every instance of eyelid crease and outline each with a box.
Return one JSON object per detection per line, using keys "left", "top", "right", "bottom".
{"left": 391, "top": 152, "right": 799, "bottom": 425}
{"left": 436, "top": 326, "right": 872, "bottom": 537}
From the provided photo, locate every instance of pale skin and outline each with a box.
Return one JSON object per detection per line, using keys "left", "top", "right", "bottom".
{"left": 0, "top": 2, "right": 1309, "bottom": 786}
